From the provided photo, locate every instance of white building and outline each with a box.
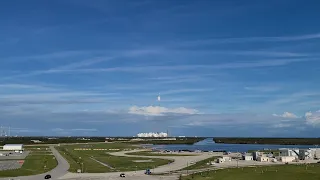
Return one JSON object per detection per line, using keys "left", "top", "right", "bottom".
{"left": 279, "top": 148, "right": 299, "bottom": 158}
{"left": 310, "top": 148, "right": 320, "bottom": 159}
{"left": 3, "top": 144, "right": 23, "bottom": 151}
{"left": 137, "top": 132, "right": 168, "bottom": 137}
{"left": 217, "top": 158, "right": 224, "bottom": 163}
{"left": 278, "top": 156, "right": 296, "bottom": 163}
{"left": 31, "top": 140, "right": 42, "bottom": 143}
{"left": 299, "top": 149, "right": 313, "bottom": 160}
{"left": 222, "top": 156, "right": 232, "bottom": 162}
{"left": 216, "top": 156, "right": 232, "bottom": 163}
{"left": 243, "top": 155, "right": 253, "bottom": 161}
{"left": 257, "top": 156, "right": 270, "bottom": 162}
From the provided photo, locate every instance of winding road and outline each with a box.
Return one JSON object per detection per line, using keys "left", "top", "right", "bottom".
{"left": 60, "top": 150, "right": 216, "bottom": 180}
{"left": 0, "top": 147, "right": 216, "bottom": 180}
{"left": 0, "top": 146, "right": 69, "bottom": 180}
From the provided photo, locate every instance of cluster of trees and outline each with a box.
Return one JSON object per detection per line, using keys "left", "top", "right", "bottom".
{"left": 0, "top": 136, "right": 205, "bottom": 145}
{"left": 0, "top": 136, "right": 106, "bottom": 145}
{"left": 213, "top": 137, "right": 320, "bottom": 145}
{"left": 127, "top": 137, "right": 205, "bottom": 145}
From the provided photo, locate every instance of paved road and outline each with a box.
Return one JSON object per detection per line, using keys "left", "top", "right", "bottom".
{"left": 60, "top": 149, "right": 216, "bottom": 180}
{"left": 0, "top": 146, "right": 69, "bottom": 180}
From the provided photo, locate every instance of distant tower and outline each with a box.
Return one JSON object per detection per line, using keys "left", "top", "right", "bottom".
{"left": 167, "top": 129, "right": 169, "bottom": 137}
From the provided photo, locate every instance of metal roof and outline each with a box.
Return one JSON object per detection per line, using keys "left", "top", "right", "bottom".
{"left": 3, "top": 144, "right": 23, "bottom": 146}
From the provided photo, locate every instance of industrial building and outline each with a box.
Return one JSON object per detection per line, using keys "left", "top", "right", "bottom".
{"left": 257, "top": 156, "right": 270, "bottom": 162}
{"left": 243, "top": 155, "right": 253, "bottom": 161}
{"left": 137, "top": 132, "right": 168, "bottom": 137}
{"left": 216, "top": 156, "right": 232, "bottom": 163}
{"left": 278, "top": 148, "right": 320, "bottom": 161}
{"left": 279, "top": 148, "right": 299, "bottom": 158}
{"left": 277, "top": 156, "right": 296, "bottom": 163}
{"left": 2, "top": 144, "right": 23, "bottom": 151}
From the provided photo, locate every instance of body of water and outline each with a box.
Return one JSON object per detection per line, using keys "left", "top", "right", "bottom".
{"left": 151, "top": 138, "right": 319, "bottom": 152}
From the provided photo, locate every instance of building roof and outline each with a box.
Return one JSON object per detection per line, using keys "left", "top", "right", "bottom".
{"left": 4, "top": 144, "right": 23, "bottom": 146}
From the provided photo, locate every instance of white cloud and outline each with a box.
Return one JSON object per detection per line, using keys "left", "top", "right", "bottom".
{"left": 244, "top": 86, "right": 280, "bottom": 92}
{"left": 128, "top": 105, "right": 198, "bottom": 116}
{"left": 273, "top": 123, "right": 292, "bottom": 128}
{"left": 179, "top": 33, "right": 320, "bottom": 46}
{"left": 305, "top": 111, "right": 320, "bottom": 126}
{"left": 272, "top": 112, "right": 299, "bottom": 118}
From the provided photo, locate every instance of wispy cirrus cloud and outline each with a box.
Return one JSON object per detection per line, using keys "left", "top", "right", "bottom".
{"left": 0, "top": 50, "right": 101, "bottom": 63}
{"left": 272, "top": 112, "right": 299, "bottom": 118}
{"left": 244, "top": 85, "right": 281, "bottom": 92}
{"left": 15, "top": 58, "right": 312, "bottom": 75}
{"left": 128, "top": 105, "right": 199, "bottom": 116}
{"left": 52, "top": 128, "right": 98, "bottom": 132}
{"left": 1, "top": 48, "right": 161, "bottom": 80}
{"left": 178, "top": 32, "right": 320, "bottom": 47}
{"left": 159, "top": 88, "right": 214, "bottom": 95}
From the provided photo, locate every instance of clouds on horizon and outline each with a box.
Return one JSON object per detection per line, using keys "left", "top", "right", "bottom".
{"left": 1, "top": 1, "right": 320, "bottom": 136}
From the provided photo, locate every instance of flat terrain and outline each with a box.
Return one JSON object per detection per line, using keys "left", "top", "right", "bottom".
{"left": 57, "top": 143, "right": 173, "bottom": 173}
{"left": 213, "top": 137, "right": 320, "bottom": 145}
{"left": 60, "top": 149, "right": 214, "bottom": 180}
{"left": 182, "top": 163, "right": 320, "bottom": 180}
{"left": 0, "top": 151, "right": 30, "bottom": 160}
{"left": 0, "top": 152, "right": 57, "bottom": 177}
{"left": 0, "top": 161, "right": 22, "bottom": 171}
{"left": 181, "top": 156, "right": 221, "bottom": 170}
{"left": 126, "top": 138, "right": 205, "bottom": 145}
{"left": 0, "top": 146, "right": 57, "bottom": 177}
{"left": 0, "top": 146, "right": 69, "bottom": 180}
{"left": 126, "top": 151, "right": 197, "bottom": 156}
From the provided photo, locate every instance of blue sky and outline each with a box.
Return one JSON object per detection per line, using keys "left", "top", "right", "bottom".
{"left": 1, "top": 0, "right": 320, "bottom": 137}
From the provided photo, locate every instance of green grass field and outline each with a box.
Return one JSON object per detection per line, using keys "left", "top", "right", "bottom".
{"left": 182, "top": 156, "right": 220, "bottom": 170}
{"left": 126, "top": 151, "right": 196, "bottom": 156}
{"left": 182, "top": 164, "right": 320, "bottom": 180}
{"left": 0, "top": 154, "right": 57, "bottom": 177}
{"left": 57, "top": 143, "right": 173, "bottom": 173}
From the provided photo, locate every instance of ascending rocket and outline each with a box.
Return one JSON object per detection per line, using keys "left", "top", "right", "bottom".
{"left": 157, "top": 93, "right": 161, "bottom": 101}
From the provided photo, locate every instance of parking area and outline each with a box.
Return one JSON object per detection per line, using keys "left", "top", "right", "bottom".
{"left": 0, "top": 151, "right": 30, "bottom": 160}
{"left": 0, "top": 160, "right": 23, "bottom": 171}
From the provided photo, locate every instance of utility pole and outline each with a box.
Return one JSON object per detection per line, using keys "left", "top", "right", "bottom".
{"left": 187, "top": 161, "right": 189, "bottom": 175}
{"left": 81, "top": 162, "right": 84, "bottom": 173}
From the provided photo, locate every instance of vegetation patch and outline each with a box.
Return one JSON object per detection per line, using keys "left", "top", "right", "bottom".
{"left": 0, "top": 154, "right": 57, "bottom": 177}
{"left": 182, "top": 156, "right": 221, "bottom": 170}
{"left": 57, "top": 143, "right": 173, "bottom": 173}
{"left": 182, "top": 164, "right": 320, "bottom": 180}
{"left": 213, "top": 137, "right": 320, "bottom": 145}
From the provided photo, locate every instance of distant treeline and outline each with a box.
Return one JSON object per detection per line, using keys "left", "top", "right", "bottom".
{"left": 126, "top": 137, "right": 205, "bottom": 145}
{"left": 213, "top": 137, "right": 320, "bottom": 145}
{"left": 0, "top": 136, "right": 205, "bottom": 145}
{"left": 0, "top": 137, "right": 105, "bottom": 145}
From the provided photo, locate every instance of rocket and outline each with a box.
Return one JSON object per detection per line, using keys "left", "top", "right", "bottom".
{"left": 157, "top": 94, "right": 161, "bottom": 101}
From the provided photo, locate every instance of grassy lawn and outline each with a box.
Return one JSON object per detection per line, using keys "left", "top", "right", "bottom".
{"left": 57, "top": 143, "right": 173, "bottom": 173}
{"left": 182, "top": 164, "right": 320, "bottom": 180}
{"left": 96, "top": 155, "right": 173, "bottom": 171}
{"left": 0, "top": 154, "right": 57, "bottom": 177}
{"left": 63, "top": 142, "right": 137, "bottom": 151}
{"left": 126, "top": 151, "right": 196, "bottom": 156}
{"left": 182, "top": 156, "right": 220, "bottom": 170}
